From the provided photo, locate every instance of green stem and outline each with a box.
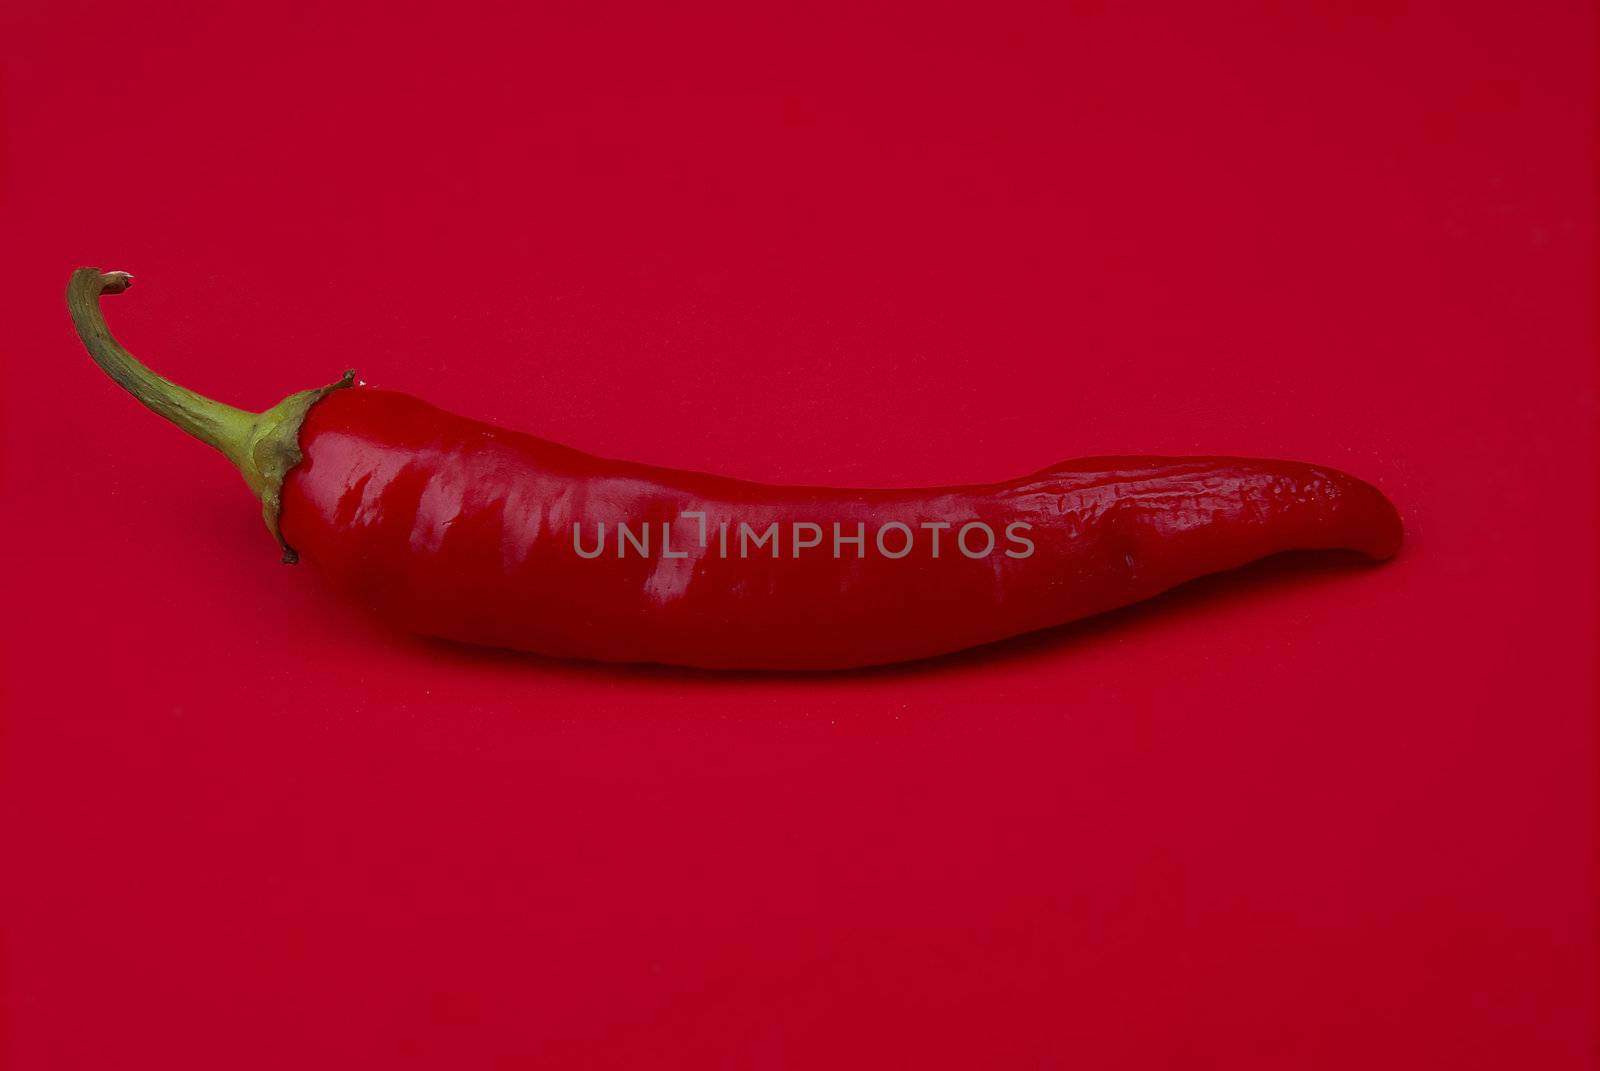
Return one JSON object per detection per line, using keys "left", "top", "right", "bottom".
{"left": 66, "top": 268, "right": 353, "bottom": 562}
{"left": 67, "top": 269, "right": 258, "bottom": 467}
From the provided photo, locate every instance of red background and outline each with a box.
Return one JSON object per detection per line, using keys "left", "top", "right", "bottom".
{"left": 2, "top": 2, "right": 1595, "bottom": 1067}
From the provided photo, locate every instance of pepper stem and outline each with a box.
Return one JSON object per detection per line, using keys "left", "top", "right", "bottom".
{"left": 67, "top": 267, "right": 354, "bottom": 562}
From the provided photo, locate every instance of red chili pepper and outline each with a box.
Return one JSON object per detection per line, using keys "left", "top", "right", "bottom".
{"left": 68, "top": 268, "right": 1402, "bottom": 670}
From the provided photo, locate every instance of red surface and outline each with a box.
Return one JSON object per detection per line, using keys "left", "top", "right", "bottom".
{"left": 2, "top": 1, "right": 1594, "bottom": 1066}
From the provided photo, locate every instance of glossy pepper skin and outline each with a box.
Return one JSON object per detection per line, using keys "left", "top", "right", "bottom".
{"left": 70, "top": 268, "right": 1402, "bottom": 671}
{"left": 281, "top": 389, "right": 1401, "bottom": 669}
